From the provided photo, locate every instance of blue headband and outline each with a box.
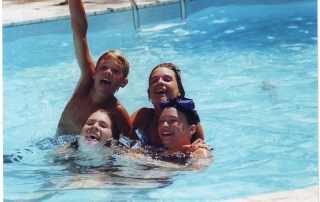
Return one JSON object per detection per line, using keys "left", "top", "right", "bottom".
{"left": 159, "top": 98, "right": 200, "bottom": 125}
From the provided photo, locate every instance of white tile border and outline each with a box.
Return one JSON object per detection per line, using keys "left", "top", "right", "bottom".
{"left": 222, "top": 186, "right": 318, "bottom": 202}
{"left": 2, "top": 0, "right": 181, "bottom": 27}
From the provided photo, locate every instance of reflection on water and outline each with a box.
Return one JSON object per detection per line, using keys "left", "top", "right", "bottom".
{"left": 3, "top": 134, "right": 210, "bottom": 199}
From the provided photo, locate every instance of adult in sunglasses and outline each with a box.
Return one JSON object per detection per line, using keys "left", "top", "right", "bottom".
{"left": 130, "top": 63, "right": 205, "bottom": 149}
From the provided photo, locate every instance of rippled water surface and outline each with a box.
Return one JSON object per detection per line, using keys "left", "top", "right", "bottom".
{"left": 3, "top": 0, "right": 317, "bottom": 201}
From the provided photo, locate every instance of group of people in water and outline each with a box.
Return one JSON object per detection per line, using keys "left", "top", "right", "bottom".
{"left": 56, "top": 0, "right": 212, "bottom": 165}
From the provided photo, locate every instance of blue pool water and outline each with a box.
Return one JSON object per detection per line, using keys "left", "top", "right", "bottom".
{"left": 3, "top": 0, "right": 318, "bottom": 201}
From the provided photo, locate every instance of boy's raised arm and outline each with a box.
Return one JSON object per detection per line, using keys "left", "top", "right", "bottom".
{"left": 68, "top": 0, "right": 95, "bottom": 77}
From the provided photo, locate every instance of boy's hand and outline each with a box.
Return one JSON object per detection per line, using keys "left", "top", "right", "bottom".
{"left": 181, "top": 138, "right": 210, "bottom": 152}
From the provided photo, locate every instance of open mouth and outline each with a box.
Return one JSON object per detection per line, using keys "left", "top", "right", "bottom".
{"left": 85, "top": 133, "right": 100, "bottom": 142}
{"left": 162, "top": 131, "right": 174, "bottom": 137}
{"left": 155, "top": 89, "right": 167, "bottom": 94}
{"left": 100, "top": 78, "right": 111, "bottom": 89}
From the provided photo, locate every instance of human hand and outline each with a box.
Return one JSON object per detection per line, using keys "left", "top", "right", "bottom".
{"left": 181, "top": 138, "right": 210, "bottom": 153}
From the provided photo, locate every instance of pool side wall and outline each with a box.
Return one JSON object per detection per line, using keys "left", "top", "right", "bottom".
{"left": 2, "top": 0, "right": 314, "bottom": 42}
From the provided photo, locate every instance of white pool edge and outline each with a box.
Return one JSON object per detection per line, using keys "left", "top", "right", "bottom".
{"left": 2, "top": 0, "right": 182, "bottom": 27}
{"left": 222, "top": 186, "right": 318, "bottom": 202}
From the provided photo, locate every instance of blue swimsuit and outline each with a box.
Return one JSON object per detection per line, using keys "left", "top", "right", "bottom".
{"left": 138, "top": 109, "right": 166, "bottom": 149}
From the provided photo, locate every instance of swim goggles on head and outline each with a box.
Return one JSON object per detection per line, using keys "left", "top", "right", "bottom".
{"left": 159, "top": 98, "right": 200, "bottom": 125}
{"left": 159, "top": 98, "right": 195, "bottom": 111}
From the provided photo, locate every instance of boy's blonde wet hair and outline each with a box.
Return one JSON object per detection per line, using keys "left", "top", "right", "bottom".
{"left": 96, "top": 50, "right": 130, "bottom": 78}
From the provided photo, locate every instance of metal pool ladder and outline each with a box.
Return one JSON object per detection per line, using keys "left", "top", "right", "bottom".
{"left": 129, "top": 0, "right": 187, "bottom": 31}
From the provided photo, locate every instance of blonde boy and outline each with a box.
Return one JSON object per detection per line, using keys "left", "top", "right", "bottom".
{"left": 56, "top": 0, "right": 133, "bottom": 137}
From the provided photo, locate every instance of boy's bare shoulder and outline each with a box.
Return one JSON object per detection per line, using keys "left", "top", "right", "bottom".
{"left": 111, "top": 96, "right": 125, "bottom": 110}
{"left": 109, "top": 96, "right": 133, "bottom": 136}
{"left": 106, "top": 96, "right": 130, "bottom": 117}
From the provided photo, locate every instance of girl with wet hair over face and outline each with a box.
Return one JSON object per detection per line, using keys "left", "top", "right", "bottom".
{"left": 130, "top": 63, "right": 205, "bottom": 150}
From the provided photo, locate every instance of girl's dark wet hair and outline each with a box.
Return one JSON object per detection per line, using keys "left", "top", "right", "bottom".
{"left": 166, "top": 106, "right": 199, "bottom": 143}
{"left": 99, "top": 109, "right": 121, "bottom": 140}
{"left": 148, "top": 63, "right": 185, "bottom": 100}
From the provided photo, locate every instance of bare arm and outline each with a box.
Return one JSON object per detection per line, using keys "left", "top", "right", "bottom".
{"left": 130, "top": 108, "right": 148, "bottom": 131}
{"left": 191, "top": 148, "right": 212, "bottom": 158}
{"left": 115, "top": 104, "right": 137, "bottom": 140}
{"left": 130, "top": 108, "right": 150, "bottom": 139}
{"left": 68, "top": 0, "right": 95, "bottom": 82}
{"left": 181, "top": 138, "right": 210, "bottom": 153}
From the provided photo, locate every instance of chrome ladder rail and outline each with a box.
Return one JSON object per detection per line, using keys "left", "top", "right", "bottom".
{"left": 129, "top": 0, "right": 187, "bottom": 30}
{"left": 129, "top": 0, "right": 140, "bottom": 30}
{"left": 180, "top": 0, "right": 186, "bottom": 23}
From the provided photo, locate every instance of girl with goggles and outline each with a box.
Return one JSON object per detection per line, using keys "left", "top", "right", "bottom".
{"left": 158, "top": 98, "right": 212, "bottom": 158}
{"left": 130, "top": 63, "right": 205, "bottom": 150}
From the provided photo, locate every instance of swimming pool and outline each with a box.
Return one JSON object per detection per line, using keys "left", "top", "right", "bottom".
{"left": 3, "top": 0, "right": 318, "bottom": 201}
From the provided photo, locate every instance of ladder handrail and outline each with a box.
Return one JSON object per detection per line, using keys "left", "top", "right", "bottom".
{"left": 180, "top": 0, "right": 186, "bottom": 23}
{"left": 129, "top": 0, "right": 187, "bottom": 30}
{"left": 129, "top": 0, "right": 140, "bottom": 30}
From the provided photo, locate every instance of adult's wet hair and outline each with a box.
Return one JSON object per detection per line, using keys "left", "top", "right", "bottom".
{"left": 96, "top": 50, "right": 130, "bottom": 78}
{"left": 147, "top": 63, "right": 185, "bottom": 100}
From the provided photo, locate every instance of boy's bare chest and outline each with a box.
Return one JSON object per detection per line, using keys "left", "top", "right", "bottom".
{"left": 58, "top": 104, "right": 91, "bottom": 135}
{"left": 66, "top": 102, "right": 93, "bottom": 124}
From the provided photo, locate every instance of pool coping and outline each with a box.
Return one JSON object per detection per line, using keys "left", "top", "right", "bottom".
{"left": 2, "top": 0, "right": 318, "bottom": 201}
{"left": 2, "top": 0, "right": 183, "bottom": 27}
{"left": 223, "top": 186, "right": 318, "bottom": 202}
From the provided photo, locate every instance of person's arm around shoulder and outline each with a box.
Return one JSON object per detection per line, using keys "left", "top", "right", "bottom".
{"left": 68, "top": 0, "right": 95, "bottom": 90}
{"left": 191, "top": 148, "right": 212, "bottom": 158}
{"left": 182, "top": 138, "right": 210, "bottom": 152}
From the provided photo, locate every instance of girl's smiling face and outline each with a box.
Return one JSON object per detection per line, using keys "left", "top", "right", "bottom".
{"left": 78, "top": 110, "right": 113, "bottom": 149}
{"left": 149, "top": 67, "right": 181, "bottom": 104}
{"left": 158, "top": 107, "right": 196, "bottom": 152}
